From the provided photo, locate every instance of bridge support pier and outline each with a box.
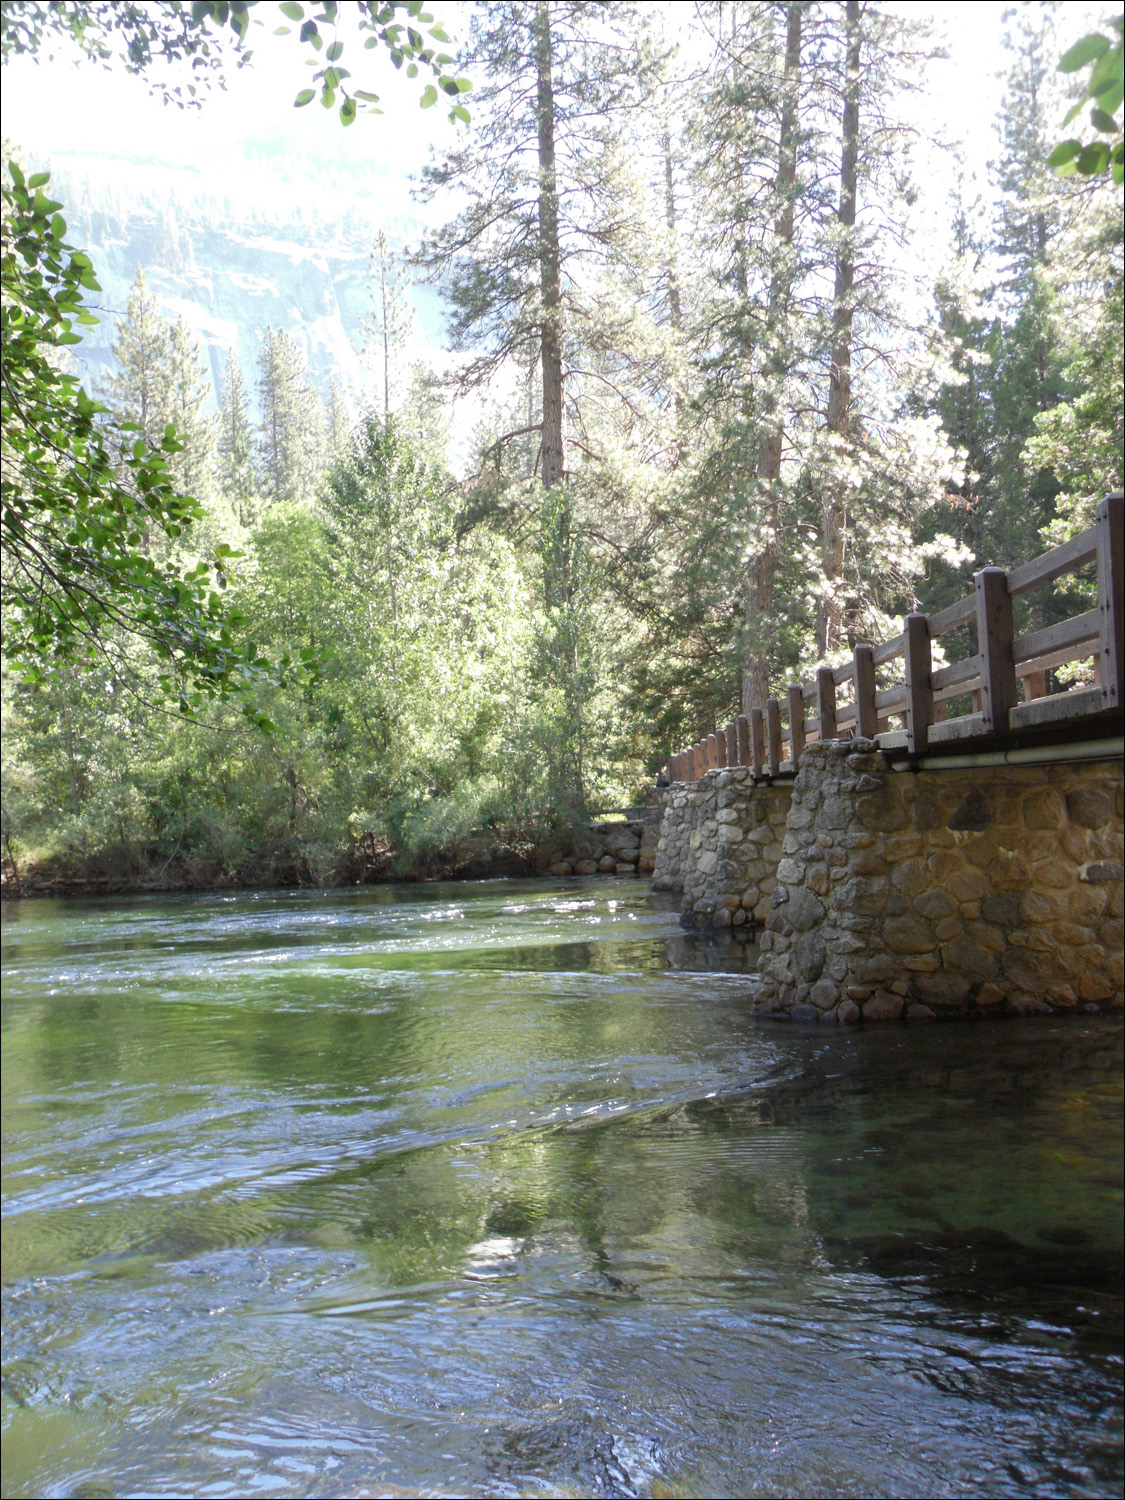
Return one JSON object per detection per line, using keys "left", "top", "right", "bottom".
{"left": 654, "top": 738, "right": 1124, "bottom": 1022}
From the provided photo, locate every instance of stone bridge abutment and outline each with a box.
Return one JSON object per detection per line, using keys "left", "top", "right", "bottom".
{"left": 652, "top": 738, "right": 1124, "bottom": 1023}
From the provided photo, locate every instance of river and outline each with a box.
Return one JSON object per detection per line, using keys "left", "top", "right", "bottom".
{"left": 1, "top": 878, "right": 1121, "bottom": 1498}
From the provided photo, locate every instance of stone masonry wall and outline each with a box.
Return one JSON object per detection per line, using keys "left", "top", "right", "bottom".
{"left": 755, "top": 740, "right": 1124, "bottom": 1023}
{"left": 637, "top": 788, "right": 668, "bottom": 875}
{"left": 652, "top": 767, "right": 792, "bottom": 926}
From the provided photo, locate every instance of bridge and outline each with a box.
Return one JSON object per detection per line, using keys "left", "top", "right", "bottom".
{"left": 650, "top": 493, "right": 1123, "bottom": 1024}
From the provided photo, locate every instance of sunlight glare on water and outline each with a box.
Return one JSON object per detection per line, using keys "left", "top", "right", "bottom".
{"left": 1, "top": 879, "right": 1122, "bottom": 1499}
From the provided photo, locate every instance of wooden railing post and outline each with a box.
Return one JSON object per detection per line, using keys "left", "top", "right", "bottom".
{"left": 765, "top": 698, "right": 782, "bottom": 776}
{"left": 903, "top": 612, "right": 933, "bottom": 753}
{"left": 787, "top": 685, "right": 805, "bottom": 767}
{"left": 1096, "top": 491, "right": 1123, "bottom": 709}
{"left": 707, "top": 732, "right": 719, "bottom": 771}
{"left": 750, "top": 707, "right": 765, "bottom": 776}
{"left": 716, "top": 727, "right": 729, "bottom": 768}
{"left": 725, "top": 721, "right": 738, "bottom": 769}
{"left": 853, "top": 644, "right": 877, "bottom": 739}
{"left": 816, "top": 666, "right": 837, "bottom": 742}
{"left": 736, "top": 714, "right": 751, "bottom": 766}
{"left": 975, "top": 566, "right": 1017, "bottom": 733}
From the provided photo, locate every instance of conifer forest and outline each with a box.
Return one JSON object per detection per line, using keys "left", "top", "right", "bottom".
{"left": 2, "top": 0, "right": 1123, "bottom": 893}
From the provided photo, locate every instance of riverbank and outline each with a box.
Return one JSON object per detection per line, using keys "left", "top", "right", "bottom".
{"left": 0, "top": 810, "right": 657, "bottom": 899}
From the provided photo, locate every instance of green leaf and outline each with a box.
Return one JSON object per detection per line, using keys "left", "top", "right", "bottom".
{"left": 1058, "top": 33, "right": 1109, "bottom": 73}
{"left": 295, "top": 87, "right": 316, "bottom": 106}
{"left": 354, "top": 89, "right": 381, "bottom": 102}
{"left": 451, "top": 103, "right": 470, "bottom": 124}
{"left": 280, "top": 0, "right": 304, "bottom": 16}
{"left": 420, "top": 83, "right": 438, "bottom": 108}
{"left": 1047, "top": 138, "right": 1082, "bottom": 166}
{"left": 1076, "top": 141, "right": 1111, "bottom": 173}
{"left": 326, "top": 39, "right": 343, "bottom": 61}
{"left": 1088, "top": 48, "right": 1124, "bottom": 95}
{"left": 340, "top": 96, "right": 357, "bottom": 125}
{"left": 27, "top": 171, "right": 50, "bottom": 188}
{"left": 1096, "top": 79, "right": 1124, "bottom": 116}
{"left": 321, "top": 84, "right": 336, "bottom": 107}
{"left": 299, "top": 18, "right": 319, "bottom": 42}
{"left": 1090, "top": 106, "right": 1119, "bottom": 132}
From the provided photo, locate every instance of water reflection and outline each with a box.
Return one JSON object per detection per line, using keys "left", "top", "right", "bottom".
{"left": 1, "top": 881, "right": 1122, "bottom": 1499}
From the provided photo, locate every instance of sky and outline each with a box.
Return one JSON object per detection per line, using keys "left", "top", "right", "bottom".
{"left": 0, "top": 0, "right": 1111, "bottom": 426}
{"left": 3, "top": 1, "right": 1109, "bottom": 229}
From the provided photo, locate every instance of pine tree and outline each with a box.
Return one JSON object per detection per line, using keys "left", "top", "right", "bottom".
{"left": 99, "top": 266, "right": 172, "bottom": 454}
{"left": 324, "top": 378, "right": 352, "bottom": 471}
{"left": 1027, "top": 195, "right": 1124, "bottom": 542}
{"left": 414, "top": 0, "right": 653, "bottom": 492}
{"left": 362, "top": 231, "right": 412, "bottom": 422}
{"left": 985, "top": 4, "right": 1070, "bottom": 568}
{"left": 165, "top": 318, "right": 214, "bottom": 502}
{"left": 930, "top": 4, "right": 1073, "bottom": 582}
{"left": 669, "top": 0, "right": 829, "bottom": 711}
{"left": 215, "top": 349, "right": 259, "bottom": 526}
{"left": 255, "top": 327, "right": 324, "bottom": 508}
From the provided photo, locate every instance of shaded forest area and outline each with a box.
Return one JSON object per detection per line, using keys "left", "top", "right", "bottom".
{"left": 2, "top": 1, "right": 1122, "bottom": 894}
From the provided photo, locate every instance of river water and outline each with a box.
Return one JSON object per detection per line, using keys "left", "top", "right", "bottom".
{"left": 1, "top": 879, "right": 1121, "bottom": 1499}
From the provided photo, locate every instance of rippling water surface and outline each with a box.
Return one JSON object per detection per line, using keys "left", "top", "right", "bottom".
{"left": 2, "top": 879, "right": 1122, "bottom": 1499}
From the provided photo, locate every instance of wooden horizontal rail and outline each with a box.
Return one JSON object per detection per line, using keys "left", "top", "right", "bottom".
{"left": 932, "top": 655, "right": 983, "bottom": 693}
{"left": 1008, "top": 526, "right": 1097, "bottom": 596}
{"left": 664, "top": 495, "right": 1122, "bottom": 782}
{"left": 1013, "top": 608, "right": 1100, "bottom": 663}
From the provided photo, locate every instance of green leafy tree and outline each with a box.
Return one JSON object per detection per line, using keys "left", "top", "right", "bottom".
{"left": 1, "top": 161, "right": 263, "bottom": 712}
{"left": 1049, "top": 16, "right": 1124, "bottom": 181}
{"left": 0, "top": 0, "right": 469, "bottom": 704}
{"left": 0, "top": 1, "right": 471, "bottom": 124}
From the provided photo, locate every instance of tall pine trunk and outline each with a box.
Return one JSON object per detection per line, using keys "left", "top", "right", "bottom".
{"left": 818, "top": 0, "right": 860, "bottom": 659}
{"left": 536, "top": 0, "right": 564, "bottom": 491}
{"left": 742, "top": 2, "right": 803, "bottom": 714}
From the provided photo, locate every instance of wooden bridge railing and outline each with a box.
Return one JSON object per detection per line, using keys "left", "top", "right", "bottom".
{"left": 667, "top": 492, "right": 1123, "bottom": 781}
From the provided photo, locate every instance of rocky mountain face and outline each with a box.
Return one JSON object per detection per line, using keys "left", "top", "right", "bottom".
{"left": 49, "top": 158, "right": 432, "bottom": 413}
